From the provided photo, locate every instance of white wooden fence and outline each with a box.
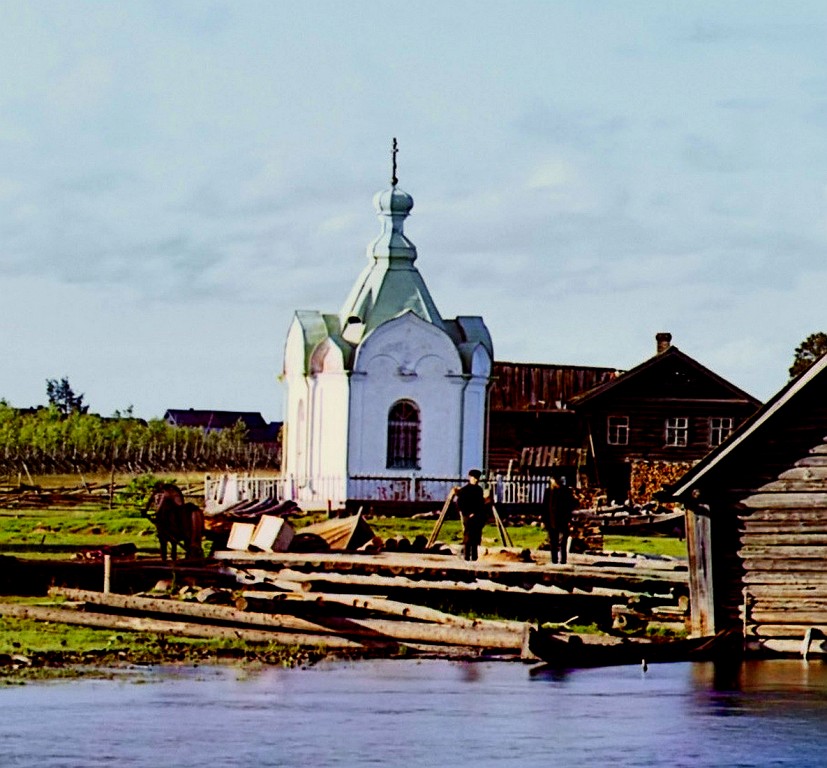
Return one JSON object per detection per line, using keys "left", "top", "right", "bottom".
{"left": 205, "top": 473, "right": 552, "bottom": 510}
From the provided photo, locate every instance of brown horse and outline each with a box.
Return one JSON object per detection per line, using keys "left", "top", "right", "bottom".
{"left": 145, "top": 483, "right": 205, "bottom": 561}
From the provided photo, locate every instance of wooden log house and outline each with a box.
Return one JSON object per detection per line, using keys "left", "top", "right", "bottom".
{"left": 669, "top": 353, "right": 827, "bottom": 655}
{"left": 488, "top": 334, "right": 761, "bottom": 505}
{"left": 570, "top": 333, "right": 761, "bottom": 503}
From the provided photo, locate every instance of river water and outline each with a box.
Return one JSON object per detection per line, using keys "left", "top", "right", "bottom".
{"left": 2, "top": 658, "right": 827, "bottom": 767}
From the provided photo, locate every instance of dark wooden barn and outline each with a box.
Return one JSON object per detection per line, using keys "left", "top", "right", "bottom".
{"left": 487, "top": 361, "right": 618, "bottom": 476}
{"left": 570, "top": 333, "right": 761, "bottom": 503}
{"left": 669, "top": 354, "right": 827, "bottom": 655}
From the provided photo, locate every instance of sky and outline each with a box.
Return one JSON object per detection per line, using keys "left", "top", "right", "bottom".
{"left": 2, "top": 1, "right": 827, "bottom": 422}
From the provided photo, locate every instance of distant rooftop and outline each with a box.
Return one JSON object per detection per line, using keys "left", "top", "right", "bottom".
{"left": 163, "top": 409, "right": 281, "bottom": 442}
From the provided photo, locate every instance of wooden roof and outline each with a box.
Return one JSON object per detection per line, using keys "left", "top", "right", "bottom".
{"left": 569, "top": 346, "right": 761, "bottom": 408}
{"left": 490, "top": 361, "right": 618, "bottom": 412}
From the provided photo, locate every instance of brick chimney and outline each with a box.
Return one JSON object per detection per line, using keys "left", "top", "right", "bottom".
{"left": 656, "top": 332, "right": 672, "bottom": 354}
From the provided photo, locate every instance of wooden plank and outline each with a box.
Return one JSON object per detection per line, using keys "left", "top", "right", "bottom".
{"left": 749, "top": 599, "right": 827, "bottom": 611}
{"left": 758, "top": 480, "right": 827, "bottom": 493}
{"left": 745, "top": 584, "right": 827, "bottom": 598}
{"left": 740, "top": 533, "right": 827, "bottom": 557}
{"left": 50, "top": 588, "right": 523, "bottom": 650}
{"left": 749, "top": 610, "right": 827, "bottom": 623}
{"left": 746, "top": 623, "right": 827, "bottom": 638}
{"left": 685, "top": 508, "right": 715, "bottom": 636}
{"left": 777, "top": 465, "right": 827, "bottom": 479}
{"left": 256, "top": 567, "right": 570, "bottom": 604}
{"left": 795, "top": 456, "right": 827, "bottom": 467}
{"left": 741, "top": 545, "right": 827, "bottom": 558}
{"left": 742, "top": 493, "right": 827, "bottom": 509}
{"left": 741, "top": 509, "right": 827, "bottom": 522}
{"left": 215, "top": 550, "right": 689, "bottom": 584}
{"left": 491, "top": 504, "right": 513, "bottom": 548}
{"left": 239, "top": 589, "right": 514, "bottom": 630}
{"left": 743, "top": 571, "right": 827, "bottom": 584}
{"left": 744, "top": 531, "right": 827, "bottom": 543}
{"left": 742, "top": 525, "right": 827, "bottom": 537}
{"left": 0, "top": 603, "right": 367, "bottom": 649}
{"left": 426, "top": 489, "right": 456, "bottom": 548}
{"left": 742, "top": 558, "right": 827, "bottom": 571}
{"left": 51, "top": 587, "right": 356, "bottom": 635}
{"left": 746, "top": 637, "right": 827, "bottom": 656}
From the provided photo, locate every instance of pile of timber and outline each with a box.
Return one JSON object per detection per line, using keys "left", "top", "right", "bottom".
{"left": 214, "top": 549, "right": 690, "bottom": 629}
{"left": 0, "top": 587, "right": 530, "bottom": 658}
{"left": 0, "top": 548, "right": 691, "bottom": 656}
{"left": 220, "top": 512, "right": 453, "bottom": 557}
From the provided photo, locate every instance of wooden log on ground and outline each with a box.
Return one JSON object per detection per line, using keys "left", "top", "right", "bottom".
{"left": 239, "top": 588, "right": 526, "bottom": 632}
{"left": 49, "top": 588, "right": 524, "bottom": 649}
{"left": 251, "top": 566, "right": 572, "bottom": 599}
{"left": 0, "top": 603, "right": 367, "bottom": 649}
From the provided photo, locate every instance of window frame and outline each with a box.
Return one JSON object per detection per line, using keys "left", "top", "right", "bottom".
{"left": 665, "top": 416, "right": 689, "bottom": 447}
{"left": 708, "top": 416, "right": 734, "bottom": 447}
{"left": 386, "top": 399, "right": 421, "bottom": 470}
{"left": 606, "top": 415, "right": 630, "bottom": 446}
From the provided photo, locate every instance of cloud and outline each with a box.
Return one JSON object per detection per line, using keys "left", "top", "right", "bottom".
{"left": 682, "top": 134, "right": 748, "bottom": 173}
{"left": 516, "top": 105, "right": 627, "bottom": 150}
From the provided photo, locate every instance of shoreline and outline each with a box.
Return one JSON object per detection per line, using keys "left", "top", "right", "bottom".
{"left": 0, "top": 642, "right": 527, "bottom": 683}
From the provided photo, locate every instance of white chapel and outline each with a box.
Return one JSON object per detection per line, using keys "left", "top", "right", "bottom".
{"left": 282, "top": 157, "right": 493, "bottom": 502}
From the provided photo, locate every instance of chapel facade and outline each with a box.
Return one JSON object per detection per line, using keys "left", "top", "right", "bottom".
{"left": 282, "top": 168, "right": 493, "bottom": 502}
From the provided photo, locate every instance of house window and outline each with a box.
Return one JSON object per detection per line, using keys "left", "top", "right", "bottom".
{"left": 607, "top": 416, "right": 629, "bottom": 446}
{"left": 709, "top": 417, "right": 733, "bottom": 447}
{"left": 665, "top": 417, "right": 689, "bottom": 447}
{"left": 387, "top": 400, "right": 420, "bottom": 469}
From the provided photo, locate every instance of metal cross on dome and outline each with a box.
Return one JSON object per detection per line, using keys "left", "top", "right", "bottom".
{"left": 391, "top": 137, "right": 398, "bottom": 186}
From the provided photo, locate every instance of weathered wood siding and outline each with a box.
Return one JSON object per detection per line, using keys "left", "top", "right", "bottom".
{"left": 737, "top": 446, "right": 827, "bottom": 655}
{"left": 586, "top": 399, "right": 755, "bottom": 463}
{"left": 487, "top": 363, "right": 615, "bottom": 473}
{"left": 487, "top": 411, "right": 584, "bottom": 472}
{"left": 490, "top": 362, "right": 616, "bottom": 411}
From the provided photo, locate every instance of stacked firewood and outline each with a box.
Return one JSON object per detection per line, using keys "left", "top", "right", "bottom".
{"left": 628, "top": 460, "right": 696, "bottom": 506}
{"left": 569, "top": 513, "right": 603, "bottom": 554}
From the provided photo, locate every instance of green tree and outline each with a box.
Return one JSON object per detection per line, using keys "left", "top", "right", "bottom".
{"left": 790, "top": 332, "right": 827, "bottom": 380}
{"left": 46, "top": 377, "right": 89, "bottom": 417}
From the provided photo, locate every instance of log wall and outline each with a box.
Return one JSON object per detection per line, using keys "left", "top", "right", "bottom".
{"left": 738, "top": 455, "right": 827, "bottom": 655}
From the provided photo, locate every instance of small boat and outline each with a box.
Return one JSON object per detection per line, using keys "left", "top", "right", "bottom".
{"left": 528, "top": 627, "right": 739, "bottom": 669}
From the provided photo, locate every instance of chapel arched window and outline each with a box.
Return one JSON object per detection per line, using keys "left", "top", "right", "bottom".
{"left": 387, "top": 400, "right": 420, "bottom": 470}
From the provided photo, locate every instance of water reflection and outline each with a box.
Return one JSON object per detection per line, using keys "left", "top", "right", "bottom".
{"left": 1, "top": 659, "right": 827, "bottom": 767}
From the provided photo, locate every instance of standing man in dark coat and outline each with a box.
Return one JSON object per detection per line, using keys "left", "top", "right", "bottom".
{"left": 542, "top": 472, "right": 578, "bottom": 565}
{"left": 454, "top": 469, "right": 487, "bottom": 561}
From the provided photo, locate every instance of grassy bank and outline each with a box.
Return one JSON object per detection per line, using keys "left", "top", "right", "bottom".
{"left": 0, "top": 474, "right": 687, "bottom": 678}
{"left": 0, "top": 598, "right": 325, "bottom": 681}
{"left": 0, "top": 509, "right": 686, "bottom": 561}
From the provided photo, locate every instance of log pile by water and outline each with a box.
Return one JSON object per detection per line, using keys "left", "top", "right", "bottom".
{"left": 0, "top": 542, "right": 691, "bottom": 662}
{"left": 3, "top": 586, "right": 529, "bottom": 658}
